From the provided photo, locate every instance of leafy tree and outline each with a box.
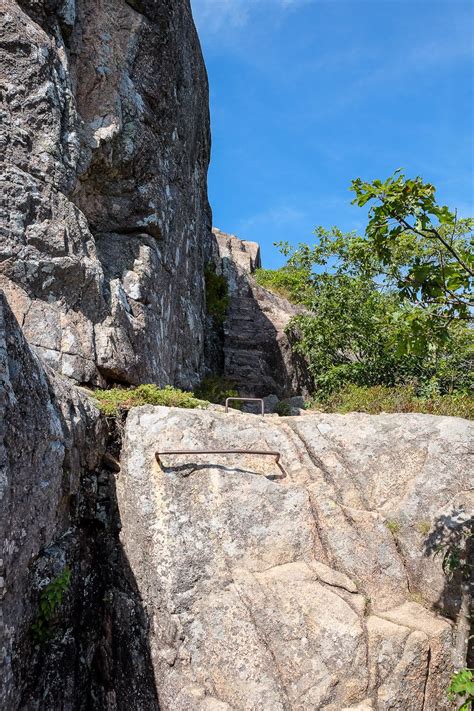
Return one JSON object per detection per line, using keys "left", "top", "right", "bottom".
{"left": 256, "top": 174, "right": 473, "bottom": 403}
{"left": 351, "top": 171, "right": 473, "bottom": 346}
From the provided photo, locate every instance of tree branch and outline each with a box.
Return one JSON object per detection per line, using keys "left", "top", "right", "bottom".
{"left": 396, "top": 216, "right": 474, "bottom": 277}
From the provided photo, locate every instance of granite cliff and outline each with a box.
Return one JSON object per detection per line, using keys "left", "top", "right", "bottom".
{"left": 2, "top": 290, "right": 472, "bottom": 708}
{"left": 1, "top": 0, "right": 212, "bottom": 388}
{"left": 0, "top": 1, "right": 472, "bottom": 709}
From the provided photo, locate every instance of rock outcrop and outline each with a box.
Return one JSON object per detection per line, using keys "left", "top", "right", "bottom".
{"left": 1, "top": 0, "right": 212, "bottom": 388}
{"left": 1, "top": 1, "right": 472, "bottom": 709}
{"left": 0, "top": 293, "right": 158, "bottom": 709}
{"left": 210, "top": 228, "right": 312, "bottom": 399}
{"left": 1, "top": 292, "right": 100, "bottom": 706}
{"left": 118, "top": 405, "right": 473, "bottom": 710}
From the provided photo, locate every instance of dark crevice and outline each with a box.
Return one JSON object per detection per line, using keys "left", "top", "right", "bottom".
{"left": 423, "top": 512, "right": 474, "bottom": 669}
{"left": 17, "top": 412, "right": 160, "bottom": 710}
{"left": 421, "top": 647, "right": 432, "bottom": 711}
{"left": 96, "top": 366, "right": 137, "bottom": 388}
{"left": 390, "top": 532, "right": 413, "bottom": 595}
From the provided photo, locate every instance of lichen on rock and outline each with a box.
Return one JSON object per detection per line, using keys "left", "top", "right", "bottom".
{"left": 1, "top": 0, "right": 212, "bottom": 389}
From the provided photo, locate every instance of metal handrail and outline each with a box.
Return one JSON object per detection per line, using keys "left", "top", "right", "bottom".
{"left": 225, "top": 397, "right": 265, "bottom": 416}
{"left": 155, "top": 448, "right": 286, "bottom": 477}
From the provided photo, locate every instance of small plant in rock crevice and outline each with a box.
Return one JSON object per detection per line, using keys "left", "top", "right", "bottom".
{"left": 416, "top": 520, "right": 431, "bottom": 536}
{"left": 194, "top": 376, "right": 240, "bottom": 406}
{"left": 205, "top": 265, "right": 230, "bottom": 325}
{"left": 385, "top": 519, "right": 401, "bottom": 535}
{"left": 408, "top": 591, "right": 426, "bottom": 606}
{"left": 31, "top": 567, "right": 71, "bottom": 642}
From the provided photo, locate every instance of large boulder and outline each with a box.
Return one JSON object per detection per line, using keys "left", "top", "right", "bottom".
{"left": 0, "top": 0, "right": 212, "bottom": 388}
{"left": 118, "top": 405, "right": 473, "bottom": 710}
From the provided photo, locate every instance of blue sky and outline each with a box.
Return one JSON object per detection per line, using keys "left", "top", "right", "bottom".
{"left": 191, "top": 0, "right": 474, "bottom": 268}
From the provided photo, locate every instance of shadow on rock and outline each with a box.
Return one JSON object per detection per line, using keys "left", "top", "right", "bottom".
{"left": 159, "top": 461, "right": 286, "bottom": 481}
{"left": 19, "top": 405, "right": 161, "bottom": 710}
{"left": 424, "top": 509, "right": 474, "bottom": 666}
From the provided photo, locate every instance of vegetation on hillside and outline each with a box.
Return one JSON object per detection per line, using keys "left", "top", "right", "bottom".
{"left": 256, "top": 173, "right": 473, "bottom": 418}
{"left": 91, "top": 378, "right": 243, "bottom": 418}
{"left": 254, "top": 265, "right": 311, "bottom": 303}
{"left": 314, "top": 384, "right": 474, "bottom": 419}
{"left": 91, "top": 384, "right": 208, "bottom": 416}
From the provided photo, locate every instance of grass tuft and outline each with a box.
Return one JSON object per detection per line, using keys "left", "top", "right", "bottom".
{"left": 415, "top": 521, "right": 431, "bottom": 536}
{"left": 91, "top": 384, "right": 208, "bottom": 417}
{"left": 385, "top": 519, "right": 401, "bottom": 535}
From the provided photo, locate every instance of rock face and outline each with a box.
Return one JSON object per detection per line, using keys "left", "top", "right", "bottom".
{"left": 210, "top": 228, "right": 312, "bottom": 399}
{"left": 0, "top": 293, "right": 158, "bottom": 709}
{"left": 118, "top": 405, "right": 473, "bottom": 710}
{"left": 0, "top": 0, "right": 212, "bottom": 388}
{"left": 0, "top": 291, "right": 100, "bottom": 706}
{"left": 1, "top": 1, "right": 472, "bottom": 709}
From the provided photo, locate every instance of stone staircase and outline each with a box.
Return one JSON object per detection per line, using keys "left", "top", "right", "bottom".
{"left": 211, "top": 228, "right": 312, "bottom": 399}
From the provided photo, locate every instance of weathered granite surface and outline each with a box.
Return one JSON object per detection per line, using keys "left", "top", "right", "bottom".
{"left": 118, "top": 405, "right": 473, "bottom": 710}
{"left": 209, "top": 228, "right": 312, "bottom": 399}
{"left": 0, "top": 0, "right": 212, "bottom": 387}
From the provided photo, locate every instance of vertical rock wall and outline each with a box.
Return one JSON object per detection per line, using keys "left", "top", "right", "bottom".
{"left": 0, "top": 292, "right": 102, "bottom": 707}
{"left": 0, "top": 291, "right": 160, "bottom": 709}
{"left": 0, "top": 0, "right": 212, "bottom": 388}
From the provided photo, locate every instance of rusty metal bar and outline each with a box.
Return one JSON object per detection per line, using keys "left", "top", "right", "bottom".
{"left": 155, "top": 448, "right": 286, "bottom": 478}
{"left": 225, "top": 397, "right": 265, "bottom": 416}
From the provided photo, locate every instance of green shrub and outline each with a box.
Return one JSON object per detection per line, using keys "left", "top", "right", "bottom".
{"left": 205, "top": 266, "right": 230, "bottom": 325}
{"left": 31, "top": 567, "right": 71, "bottom": 642}
{"left": 447, "top": 668, "right": 474, "bottom": 710}
{"left": 314, "top": 384, "right": 474, "bottom": 420}
{"left": 265, "top": 208, "right": 473, "bottom": 403}
{"left": 254, "top": 266, "right": 309, "bottom": 304}
{"left": 385, "top": 519, "right": 401, "bottom": 535}
{"left": 91, "top": 384, "right": 208, "bottom": 416}
{"left": 275, "top": 401, "right": 292, "bottom": 416}
{"left": 194, "top": 376, "right": 240, "bottom": 406}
